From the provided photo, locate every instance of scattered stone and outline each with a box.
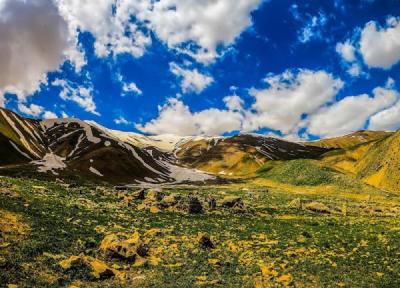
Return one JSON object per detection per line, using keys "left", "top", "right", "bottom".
{"left": 100, "top": 232, "right": 148, "bottom": 262}
{"left": 186, "top": 196, "right": 203, "bottom": 214}
{"left": 146, "top": 188, "right": 165, "bottom": 202}
{"left": 304, "top": 202, "right": 331, "bottom": 214}
{"left": 288, "top": 198, "right": 303, "bottom": 209}
{"left": 221, "top": 196, "right": 242, "bottom": 208}
{"left": 132, "top": 188, "right": 146, "bottom": 200}
{"left": 197, "top": 233, "right": 214, "bottom": 249}
{"left": 162, "top": 193, "right": 183, "bottom": 206}
{"left": 59, "top": 255, "right": 118, "bottom": 279}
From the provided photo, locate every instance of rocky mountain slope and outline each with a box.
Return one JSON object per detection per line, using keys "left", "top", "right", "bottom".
{"left": 1, "top": 107, "right": 399, "bottom": 191}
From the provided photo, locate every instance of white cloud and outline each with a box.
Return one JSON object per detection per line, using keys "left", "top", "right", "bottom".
{"left": 17, "top": 103, "right": 58, "bottom": 119}
{"left": 223, "top": 95, "right": 244, "bottom": 111}
{"left": 137, "top": 70, "right": 400, "bottom": 137}
{"left": 55, "top": 0, "right": 263, "bottom": 64}
{"left": 0, "top": 0, "right": 69, "bottom": 105}
{"left": 43, "top": 111, "right": 58, "bottom": 119}
{"left": 138, "top": 0, "right": 263, "bottom": 63}
{"left": 359, "top": 17, "right": 400, "bottom": 69}
{"left": 56, "top": 0, "right": 151, "bottom": 60}
{"left": 298, "top": 12, "right": 328, "bottom": 43}
{"left": 307, "top": 85, "right": 399, "bottom": 138}
{"left": 122, "top": 82, "right": 143, "bottom": 96}
{"left": 347, "top": 63, "right": 362, "bottom": 77}
{"left": 114, "top": 116, "right": 131, "bottom": 125}
{"left": 170, "top": 63, "right": 214, "bottom": 94}
{"left": 244, "top": 69, "right": 343, "bottom": 134}
{"left": 136, "top": 98, "right": 242, "bottom": 136}
{"left": 53, "top": 79, "right": 100, "bottom": 116}
{"left": 18, "top": 103, "right": 44, "bottom": 117}
{"left": 336, "top": 41, "right": 356, "bottom": 62}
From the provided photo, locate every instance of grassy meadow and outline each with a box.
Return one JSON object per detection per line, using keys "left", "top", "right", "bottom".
{"left": 1, "top": 174, "right": 400, "bottom": 288}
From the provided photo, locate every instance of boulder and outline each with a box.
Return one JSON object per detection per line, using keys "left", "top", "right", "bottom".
{"left": 100, "top": 232, "right": 148, "bottom": 262}
{"left": 132, "top": 188, "right": 146, "bottom": 200}
{"left": 221, "top": 196, "right": 242, "bottom": 208}
{"left": 304, "top": 202, "right": 331, "bottom": 214}
{"left": 197, "top": 233, "right": 214, "bottom": 249}
{"left": 162, "top": 193, "right": 183, "bottom": 206}
{"left": 146, "top": 189, "right": 164, "bottom": 202}
{"left": 59, "top": 255, "right": 116, "bottom": 279}
{"left": 186, "top": 196, "right": 203, "bottom": 214}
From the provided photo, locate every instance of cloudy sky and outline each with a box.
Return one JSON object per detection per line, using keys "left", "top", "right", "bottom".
{"left": 1, "top": 0, "right": 400, "bottom": 139}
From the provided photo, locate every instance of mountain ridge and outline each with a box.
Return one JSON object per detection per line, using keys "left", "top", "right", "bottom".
{"left": 0, "top": 107, "right": 398, "bottom": 191}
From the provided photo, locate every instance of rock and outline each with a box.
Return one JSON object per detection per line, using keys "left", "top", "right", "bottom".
{"left": 304, "top": 202, "right": 331, "bottom": 214}
{"left": 146, "top": 188, "right": 164, "bottom": 202}
{"left": 100, "top": 232, "right": 148, "bottom": 262}
{"left": 132, "top": 188, "right": 146, "bottom": 200}
{"left": 288, "top": 198, "right": 303, "bottom": 209}
{"left": 186, "top": 196, "right": 203, "bottom": 214}
{"left": 162, "top": 193, "right": 183, "bottom": 206}
{"left": 197, "top": 233, "right": 214, "bottom": 249}
{"left": 221, "top": 196, "right": 242, "bottom": 208}
{"left": 59, "top": 255, "right": 116, "bottom": 279}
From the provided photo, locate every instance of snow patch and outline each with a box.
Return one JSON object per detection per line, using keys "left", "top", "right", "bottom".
{"left": 89, "top": 166, "right": 103, "bottom": 177}
{"left": 32, "top": 153, "right": 66, "bottom": 175}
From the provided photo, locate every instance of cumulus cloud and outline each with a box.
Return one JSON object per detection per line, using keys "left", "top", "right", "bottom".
{"left": 136, "top": 98, "right": 242, "bottom": 135}
{"left": 336, "top": 41, "right": 356, "bottom": 62}
{"left": 55, "top": 0, "right": 262, "bottom": 64}
{"left": 56, "top": 0, "right": 151, "bottom": 59}
{"left": 170, "top": 63, "right": 214, "bottom": 94}
{"left": 17, "top": 103, "right": 58, "bottom": 119}
{"left": 244, "top": 69, "right": 343, "bottom": 134}
{"left": 0, "top": 0, "right": 68, "bottom": 106}
{"left": 136, "top": 69, "right": 400, "bottom": 137}
{"left": 137, "top": 69, "right": 346, "bottom": 136}
{"left": 52, "top": 79, "right": 100, "bottom": 116}
{"left": 43, "top": 111, "right": 58, "bottom": 119}
{"left": 18, "top": 103, "right": 45, "bottom": 117}
{"left": 307, "top": 85, "right": 399, "bottom": 138}
{"left": 139, "top": 0, "right": 263, "bottom": 63}
{"left": 359, "top": 16, "right": 400, "bottom": 69}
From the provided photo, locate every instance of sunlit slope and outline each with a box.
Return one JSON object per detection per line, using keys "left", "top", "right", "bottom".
{"left": 0, "top": 108, "right": 46, "bottom": 163}
{"left": 176, "top": 134, "right": 330, "bottom": 177}
{"left": 306, "top": 130, "right": 392, "bottom": 149}
{"left": 356, "top": 131, "right": 400, "bottom": 191}
{"left": 320, "top": 131, "right": 400, "bottom": 192}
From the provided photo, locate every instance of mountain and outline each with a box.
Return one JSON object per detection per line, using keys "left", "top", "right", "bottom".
{"left": 0, "top": 108, "right": 214, "bottom": 184}
{"left": 305, "top": 130, "right": 393, "bottom": 149}
{"left": 319, "top": 130, "right": 400, "bottom": 191}
{"left": 2, "top": 107, "right": 399, "bottom": 191}
{"left": 173, "top": 134, "right": 330, "bottom": 177}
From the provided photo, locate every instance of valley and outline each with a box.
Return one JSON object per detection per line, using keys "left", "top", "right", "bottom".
{"left": 1, "top": 107, "right": 400, "bottom": 287}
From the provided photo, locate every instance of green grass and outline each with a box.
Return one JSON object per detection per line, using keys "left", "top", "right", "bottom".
{"left": 256, "top": 159, "right": 346, "bottom": 186}
{"left": 1, "top": 176, "right": 400, "bottom": 287}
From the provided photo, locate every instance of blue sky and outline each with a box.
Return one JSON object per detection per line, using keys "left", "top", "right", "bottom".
{"left": 1, "top": 0, "right": 400, "bottom": 139}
